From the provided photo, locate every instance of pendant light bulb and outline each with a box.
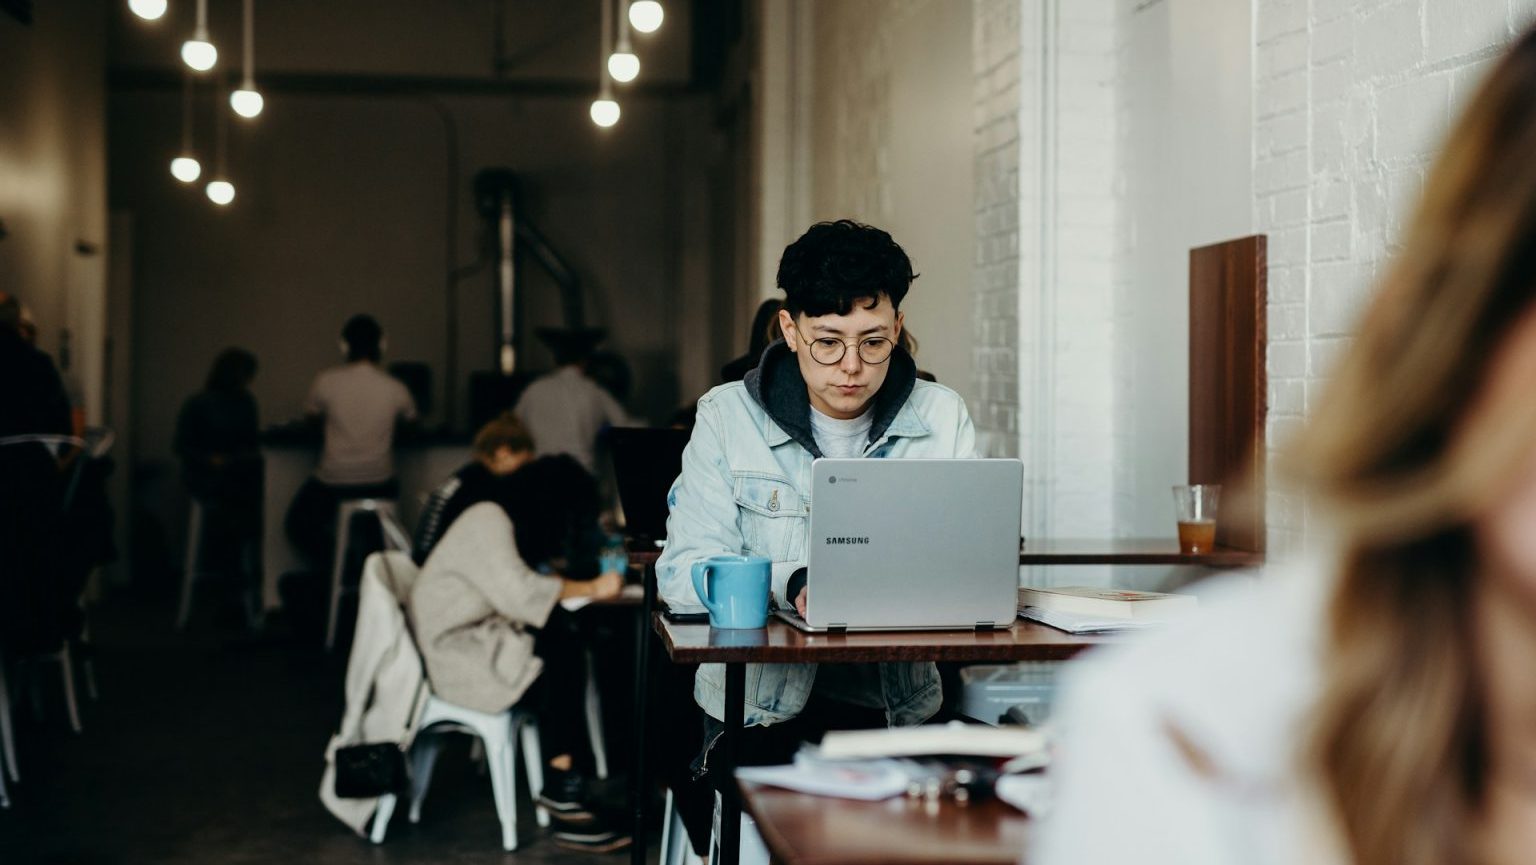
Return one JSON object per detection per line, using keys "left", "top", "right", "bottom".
{"left": 182, "top": 38, "right": 217, "bottom": 71}
{"left": 607, "top": 51, "right": 639, "bottom": 83}
{"left": 629, "top": 1, "right": 663, "bottom": 33}
{"left": 231, "top": 88, "right": 264, "bottom": 118}
{"left": 171, "top": 156, "right": 202, "bottom": 183}
{"left": 590, "top": 99, "right": 620, "bottom": 127}
{"left": 183, "top": 0, "right": 217, "bottom": 71}
{"left": 206, "top": 179, "right": 235, "bottom": 205}
{"left": 129, "top": 0, "right": 168, "bottom": 21}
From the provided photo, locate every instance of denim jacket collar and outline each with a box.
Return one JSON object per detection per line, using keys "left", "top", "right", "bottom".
{"left": 742, "top": 339, "right": 926, "bottom": 457}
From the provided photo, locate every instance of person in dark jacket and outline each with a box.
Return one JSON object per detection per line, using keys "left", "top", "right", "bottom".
{"left": 0, "top": 292, "right": 78, "bottom": 652}
{"left": 175, "top": 348, "right": 263, "bottom": 607}
{"left": 719, "top": 299, "right": 783, "bottom": 383}
{"left": 412, "top": 412, "right": 535, "bottom": 566}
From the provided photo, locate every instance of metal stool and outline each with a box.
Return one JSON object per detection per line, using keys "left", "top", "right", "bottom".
{"left": 177, "top": 500, "right": 208, "bottom": 630}
{"left": 178, "top": 499, "right": 260, "bottom": 631}
{"left": 325, "top": 499, "right": 410, "bottom": 651}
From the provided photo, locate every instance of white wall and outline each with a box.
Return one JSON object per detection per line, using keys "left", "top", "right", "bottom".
{"left": 1114, "top": 0, "right": 1254, "bottom": 538}
{"left": 754, "top": 0, "right": 978, "bottom": 410}
{"left": 753, "top": 0, "right": 1536, "bottom": 572}
{"left": 1254, "top": 0, "right": 1536, "bottom": 556}
{"left": 0, "top": 3, "right": 109, "bottom": 422}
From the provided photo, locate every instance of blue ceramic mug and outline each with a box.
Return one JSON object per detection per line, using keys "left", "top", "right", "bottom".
{"left": 690, "top": 555, "right": 772, "bottom": 629}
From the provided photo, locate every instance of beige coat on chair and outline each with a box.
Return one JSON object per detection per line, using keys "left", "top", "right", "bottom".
{"left": 407, "top": 502, "right": 563, "bottom": 715}
{"left": 319, "top": 551, "right": 428, "bottom": 836}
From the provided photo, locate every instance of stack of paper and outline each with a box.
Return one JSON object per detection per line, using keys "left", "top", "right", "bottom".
{"left": 736, "top": 754, "right": 911, "bottom": 800}
{"left": 1017, "top": 605, "right": 1161, "bottom": 634}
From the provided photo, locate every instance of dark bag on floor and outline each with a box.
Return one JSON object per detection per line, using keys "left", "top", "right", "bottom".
{"left": 333, "top": 742, "right": 408, "bottom": 798}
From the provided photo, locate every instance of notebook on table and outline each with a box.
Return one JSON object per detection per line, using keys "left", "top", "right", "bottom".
{"left": 775, "top": 458, "right": 1023, "bottom": 633}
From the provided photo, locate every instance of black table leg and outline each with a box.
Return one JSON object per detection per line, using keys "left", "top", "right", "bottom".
{"left": 719, "top": 661, "right": 745, "bottom": 865}
{"left": 630, "top": 565, "right": 656, "bottom": 865}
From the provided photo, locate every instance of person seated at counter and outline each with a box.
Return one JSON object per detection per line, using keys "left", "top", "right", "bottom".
{"left": 408, "top": 454, "right": 628, "bottom": 852}
{"left": 655, "top": 219, "right": 980, "bottom": 784}
{"left": 513, "top": 326, "right": 634, "bottom": 476}
{"left": 411, "top": 411, "right": 534, "bottom": 565}
{"left": 284, "top": 314, "right": 417, "bottom": 568}
{"left": 176, "top": 348, "right": 264, "bottom": 599}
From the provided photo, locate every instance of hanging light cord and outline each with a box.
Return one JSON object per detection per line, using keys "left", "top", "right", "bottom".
{"left": 181, "top": 69, "right": 195, "bottom": 153}
{"left": 215, "top": 77, "right": 228, "bottom": 175}
{"left": 242, "top": 0, "right": 255, "bottom": 87}
{"left": 599, "top": 0, "right": 614, "bottom": 100}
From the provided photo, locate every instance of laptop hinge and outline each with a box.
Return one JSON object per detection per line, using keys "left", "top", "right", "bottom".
{"left": 975, "top": 621, "right": 996, "bottom": 631}
{"left": 828, "top": 623, "right": 849, "bottom": 633}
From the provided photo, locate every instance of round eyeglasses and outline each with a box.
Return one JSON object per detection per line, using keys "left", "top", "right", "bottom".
{"left": 792, "top": 324, "right": 896, "bottom": 366}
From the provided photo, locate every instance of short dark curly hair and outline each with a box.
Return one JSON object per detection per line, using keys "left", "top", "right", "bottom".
{"left": 775, "top": 219, "right": 917, "bottom": 318}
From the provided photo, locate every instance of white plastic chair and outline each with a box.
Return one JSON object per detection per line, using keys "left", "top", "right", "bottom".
{"left": 584, "top": 650, "right": 609, "bottom": 779}
{"left": 178, "top": 498, "right": 261, "bottom": 631}
{"left": 0, "top": 656, "right": 14, "bottom": 808}
{"left": 0, "top": 432, "right": 106, "bottom": 735}
{"left": 371, "top": 695, "right": 549, "bottom": 851}
{"left": 362, "top": 551, "right": 550, "bottom": 852}
{"left": 177, "top": 499, "right": 207, "bottom": 630}
{"left": 660, "top": 788, "right": 705, "bottom": 865}
{"left": 325, "top": 498, "right": 410, "bottom": 651}
{"left": 708, "top": 791, "right": 770, "bottom": 865}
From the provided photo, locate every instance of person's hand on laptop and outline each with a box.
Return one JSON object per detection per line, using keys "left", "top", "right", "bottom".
{"left": 794, "top": 586, "right": 808, "bottom": 618}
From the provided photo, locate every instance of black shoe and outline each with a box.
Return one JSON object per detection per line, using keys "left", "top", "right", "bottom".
{"left": 551, "top": 819, "right": 633, "bottom": 854}
{"left": 536, "top": 770, "right": 597, "bottom": 824}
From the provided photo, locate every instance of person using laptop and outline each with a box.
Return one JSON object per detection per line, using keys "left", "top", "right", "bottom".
{"left": 655, "top": 219, "right": 979, "bottom": 774}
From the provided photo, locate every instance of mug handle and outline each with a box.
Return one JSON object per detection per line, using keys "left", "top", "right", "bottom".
{"left": 691, "top": 561, "right": 722, "bottom": 621}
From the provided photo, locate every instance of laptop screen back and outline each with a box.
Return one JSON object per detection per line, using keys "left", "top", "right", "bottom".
{"left": 805, "top": 458, "right": 1023, "bottom": 629}
{"left": 608, "top": 427, "right": 690, "bottom": 541}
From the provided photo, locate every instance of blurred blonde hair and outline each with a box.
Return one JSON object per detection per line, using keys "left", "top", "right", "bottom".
{"left": 472, "top": 412, "right": 534, "bottom": 459}
{"left": 1289, "top": 25, "right": 1536, "bottom": 865}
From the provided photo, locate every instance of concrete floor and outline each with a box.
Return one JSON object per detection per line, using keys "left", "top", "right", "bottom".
{"left": 0, "top": 598, "right": 650, "bottom": 864}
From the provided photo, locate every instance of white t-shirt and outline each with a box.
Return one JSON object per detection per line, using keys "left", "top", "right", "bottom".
{"left": 513, "top": 365, "right": 631, "bottom": 473}
{"left": 305, "top": 362, "right": 417, "bottom": 486}
{"left": 809, "top": 404, "right": 873, "bottom": 459}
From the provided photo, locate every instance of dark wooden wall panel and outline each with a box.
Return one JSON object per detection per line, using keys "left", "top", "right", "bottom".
{"left": 1189, "top": 235, "right": 1267, "bottom": 552}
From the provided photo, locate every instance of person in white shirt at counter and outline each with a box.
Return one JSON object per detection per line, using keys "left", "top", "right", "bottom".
{"left": 513, "top": 326, "right": 633, "bottom": 476}
{"left": 284, "top": 313, "right": 417, "bottom": 568}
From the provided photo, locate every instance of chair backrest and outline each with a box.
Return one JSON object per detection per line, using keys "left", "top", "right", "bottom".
{"left": 0, "top": 434, "right": 86, "bottom": 458}
{"left": 0, "top": 434, "right": 86, "bottom": 515}
{"left": 607, "top": 427, "right": 689, "bottom": 542}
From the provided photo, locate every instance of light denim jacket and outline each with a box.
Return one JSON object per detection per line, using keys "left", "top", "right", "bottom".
{"left": 656, "top": 342, "right": 979, "bottom": 727}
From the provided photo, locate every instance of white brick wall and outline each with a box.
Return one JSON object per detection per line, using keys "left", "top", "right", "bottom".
{"left": 973, "top": 0, "right": 1024, "bottom": 459}
{"left": 1255, "top": 0, "right": 1536, "bottom": 557}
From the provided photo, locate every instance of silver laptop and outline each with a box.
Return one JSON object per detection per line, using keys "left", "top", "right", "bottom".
{"left": 776, "top": 458, "right": 1023, "bottom": 632}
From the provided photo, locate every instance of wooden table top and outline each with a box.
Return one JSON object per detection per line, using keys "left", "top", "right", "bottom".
{"left": 632, "top": 540, "right": 1261, "bottom": 569}
{"left": 653, "top": 615, "right": 1110, "bottom": 664}
{"left": 1018, "top": 537, "right": 1263, "bottom": 567}
{"left": 627, "top": 549, "right": 662, "bottom": 567}
{"left": 739, "top": 781, "right": 1031, "bottom": 865}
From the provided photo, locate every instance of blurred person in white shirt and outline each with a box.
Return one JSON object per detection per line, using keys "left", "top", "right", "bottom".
{"left": 285, "top": 314, "right": 417, "bottom": 567}
{"left": 512, "top": 327, "right": 633, "bottom": 475}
